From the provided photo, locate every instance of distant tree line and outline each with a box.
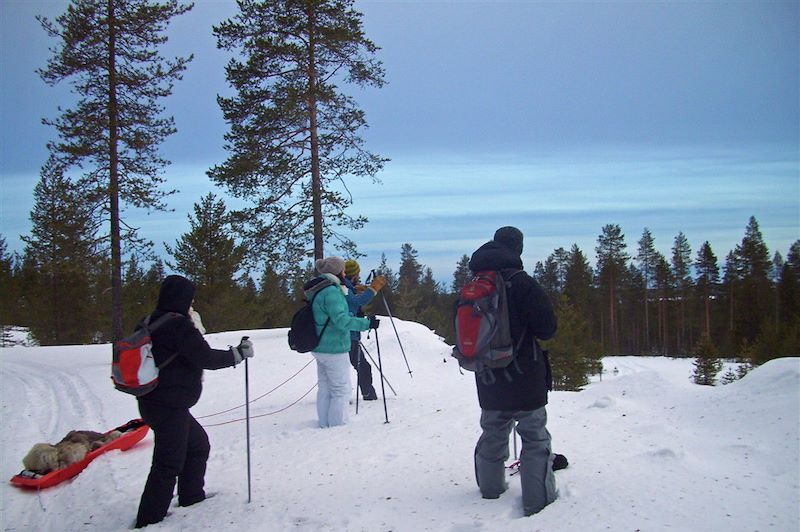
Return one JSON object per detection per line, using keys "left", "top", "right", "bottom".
{"left": 3, "top": 202, "right": 797, "bottom": 391}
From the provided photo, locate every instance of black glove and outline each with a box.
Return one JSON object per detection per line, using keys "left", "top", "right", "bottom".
{"left": 368, "top": 315, "right": 380, "bottom": 330}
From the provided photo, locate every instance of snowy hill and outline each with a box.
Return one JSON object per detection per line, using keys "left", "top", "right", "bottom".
{"left": 1, "top": 319, "right": 798, "bottom": 531}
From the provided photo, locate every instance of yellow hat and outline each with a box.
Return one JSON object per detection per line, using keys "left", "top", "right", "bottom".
{"left": 344, "top": 259, "right": 360, "bottom": 277}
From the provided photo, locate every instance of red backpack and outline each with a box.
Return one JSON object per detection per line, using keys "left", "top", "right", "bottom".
{"left": 112, "top": 312, "right": 180, "bottom": 396}
{"left": 452, "top": 270, "right": 523, "bottom": 373}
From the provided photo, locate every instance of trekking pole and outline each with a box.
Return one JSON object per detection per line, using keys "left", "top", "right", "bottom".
{"left": 359, "top": 341, "right": 397, "bottom": 396}
{"left": 513, "top": 425, "right": 518, "bottom": 460}
{"left": 374, "top": 328, "right": 389, "bottom": 424}
{"left": 368, "top": 272, "right": 412, "bottom": 378}
{"left": 355, "top": 344, "right": 362, "bottom": 415}
{"left": 242, "top": 336, "right": 252, "bottom": 503}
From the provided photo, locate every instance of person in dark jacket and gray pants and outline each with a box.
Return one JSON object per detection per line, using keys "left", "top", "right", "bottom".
{"left": 135, "top": 275, "right": 254, "bottom": 528}
{"left": 469, "top": 227, "right": 558, "bottom": 517}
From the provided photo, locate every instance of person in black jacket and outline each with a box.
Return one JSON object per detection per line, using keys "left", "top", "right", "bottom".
{"left": 469, "top": 227, "right": 558, "bottom": 517}
{"left": 135, "top": 275, "right": 254, "bottom": 528}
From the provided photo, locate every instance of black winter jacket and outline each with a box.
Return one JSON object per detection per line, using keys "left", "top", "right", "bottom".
{"left": 468, "top": 241, "right": 557, "bottom": 411}
{"left": 137, "top": 275, "right": 237, "bottom": 409}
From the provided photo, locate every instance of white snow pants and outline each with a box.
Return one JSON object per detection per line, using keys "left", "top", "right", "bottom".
{"left": 312, "top": 352, "right": 352, "bottom": 428}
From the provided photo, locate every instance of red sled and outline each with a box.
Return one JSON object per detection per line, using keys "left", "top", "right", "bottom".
{"left": 10, "top": 419, "right": 149, "bottom": 490}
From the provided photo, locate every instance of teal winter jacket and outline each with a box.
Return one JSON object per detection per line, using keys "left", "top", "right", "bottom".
{"left": 306, "top": 273, "right": 370, "bottom": 354}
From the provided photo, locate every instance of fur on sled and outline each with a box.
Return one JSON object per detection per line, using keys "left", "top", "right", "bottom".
{"left": 22, "top": 430, "right": 123, "bottom": 473}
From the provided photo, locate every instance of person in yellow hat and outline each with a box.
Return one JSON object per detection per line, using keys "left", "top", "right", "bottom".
{"left": 343, "top": 259, "right": 386, "bottom": 400}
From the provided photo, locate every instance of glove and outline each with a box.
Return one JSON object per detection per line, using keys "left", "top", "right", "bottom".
{"left": 368, "top": 315, "right": 380, "bottom": 330}
{"left": 231, "top": 338, "right": 254, "bottom": 364}
{"left": 355, "top": 284, "right": 369, "bottom": 294}
{"left": 370, "top": 275, "right": 387, "bottom": 293}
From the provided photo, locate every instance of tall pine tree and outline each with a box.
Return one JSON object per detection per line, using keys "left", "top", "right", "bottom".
{"left": 694, "top": 241, "right": 719, "bottom": 339}
{"left": 671, "top": 232, "right": 692, "bottom": 354}
{"left": 22, "top": 159, "right": 99, "bottom": 344}
{"left": 211, "top": 0, "right": 386, "bottom": 267}
{"left": 166, "top": 193, "right": 246, "bottom": 332}
{"left": 595, "top": 224, "right": 629, "bottom": 354}
{"left": 734, "top": 216, "right": 772, "bottom": 344}
{"left": 636, "top": 228, "right": 658, "bottom": 352}
{"left": 39, "top": 0, "right": 193, "bottom": 340}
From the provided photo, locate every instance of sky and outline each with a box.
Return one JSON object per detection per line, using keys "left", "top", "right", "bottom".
{"left": 1, "top": 0, "right": 798, "bottom": 283}
{"left": 2, "top": 322, "right": 799, "bottom": 530}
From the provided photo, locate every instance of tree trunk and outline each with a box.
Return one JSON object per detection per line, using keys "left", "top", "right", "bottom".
{"left": 306, "top": 4, "right": 323, "bottom": 261}
{"left": 644, "top": 282, "right": 650, "bottom": 352}
{"left": 107, "top": 0, "right": 123, "bottom": 341}
{"left": 609, "top": 275, "right": 617, "bottom": 354}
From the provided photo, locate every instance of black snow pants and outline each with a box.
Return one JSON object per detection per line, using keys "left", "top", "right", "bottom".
{"left": 349, "top": 340, "right": 377, "bottom": 399}
{"left": 135, "top": 400, "right": 210, "bottom": 528}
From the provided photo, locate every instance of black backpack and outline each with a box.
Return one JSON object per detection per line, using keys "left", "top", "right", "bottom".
{"left": 287, "top": 279, "right": 332, "bottom": 353}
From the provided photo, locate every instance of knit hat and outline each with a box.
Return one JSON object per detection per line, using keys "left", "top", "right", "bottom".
{"left": 315, "top": 256, "right": 345, "bottom": 276}
{"left": 493, "top": 226, "right": 524, "bottom": 255}
{"left": 344, "top": 259, "right": 360, "bottom": 278}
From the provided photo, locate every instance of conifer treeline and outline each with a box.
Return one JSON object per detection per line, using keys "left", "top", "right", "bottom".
{"left": 2, "top": 202, "right": 797, "bottom": 383}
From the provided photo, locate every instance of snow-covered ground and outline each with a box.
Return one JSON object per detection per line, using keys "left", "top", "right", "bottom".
{"left": 1, "top": 319, "right": 798, "bottom": 531}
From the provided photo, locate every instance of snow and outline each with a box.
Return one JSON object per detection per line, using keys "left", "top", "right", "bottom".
{"left": 2, "top": 319, "right": 798, "bottom": 531}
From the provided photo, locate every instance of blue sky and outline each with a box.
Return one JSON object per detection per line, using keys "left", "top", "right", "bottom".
{"left": 1, "top": 0, "right": 798, "bottom": 284}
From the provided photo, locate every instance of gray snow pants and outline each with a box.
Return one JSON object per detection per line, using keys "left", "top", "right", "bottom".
{"left": 474, "top": 406, "right": 556, "bottom": 515}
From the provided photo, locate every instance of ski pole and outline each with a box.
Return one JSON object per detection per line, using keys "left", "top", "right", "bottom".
{"left": 242, "top": 336, "right": 252, "bottom": 503}
{"left": 359, "top": 341, "right": 397, "bottom": 396}
{"left": 513, "top": 425, "right": 518, "bottom": 460}
{"left": 355, "top": 343, "right": 361, "bottom": 415}
{"left": 367, "top": 271, "right": 411, "bottom": 378}
{"left": 374, "top": 327, "right": 389, "bottom": 424}
{"left": 381, "top": 293, "right": 412, "bottom": 378}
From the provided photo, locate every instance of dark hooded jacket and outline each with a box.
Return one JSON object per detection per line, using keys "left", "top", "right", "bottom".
{"left": 468, "top": 241, "right": 557, "bottom": 411}
{"left": 137, "top": 275, "right": 237, "bottom": 408}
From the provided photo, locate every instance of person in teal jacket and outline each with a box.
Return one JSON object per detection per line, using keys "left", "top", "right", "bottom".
{"left": 303, "top": 256, "right": 378, "bottom": 428}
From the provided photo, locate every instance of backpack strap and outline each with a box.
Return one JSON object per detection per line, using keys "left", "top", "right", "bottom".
{"left": 499, "top": 269, "right": 533, "bottom": 360}
{"left": 142, "top": 311, "right": 182, "bottom": 370}
{"left": 308, "top": 288, "right": 331, "bottom": 343}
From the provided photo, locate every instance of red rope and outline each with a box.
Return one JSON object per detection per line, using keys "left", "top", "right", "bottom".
{"left": 202, "top": 383, "right": 317, "bottom": 427}
{"left": 196, "top": 359, "right": 314, "bottom": 419}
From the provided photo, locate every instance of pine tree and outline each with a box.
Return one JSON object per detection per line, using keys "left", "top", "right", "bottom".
{"left": 210, "top": 0, "right": 386, "bottom": 266}
{"left": 538, "top": 247, "right": 568, "bottom": 303}
{"left": 722, "top": 247, "right": 742, "bottom": 350}
{"left": 39, "top": 0, "right": 193, "bottom": 340}
{"left": 719, "top": 366, "right": 737, "bottom": 385}
{"left": 595, "top": 224, "right": 629, "bottom": 354}
{"left": 636, "top": 228, "right": 658, "bottom": 352}
{"left": 734, "top": 217, "right": 772, "bottom": 344}
{"left": 694, "top": 241, "right": 719, "bottom": 340}
{"left": 258, "top": 266, "right": 293, "bottom": 328}
{"left": 398, "top": 243, "right": 422, "bottom": 292}
{"left": 121, "top": 255, "right": 150, "bottom": 332}
{"left": 787, "top": 240, "right": 800, "bottom": 279}
{"left": 564, "top": 244, "right": 593, "bottom": 317}
{"left": 542, "top": 295, "right": 600, "bottom": 391}
{"left": 653, "top": 252, "right": 673, "bottom": 354}
{"left": 21, "top": 159, "right": 100, "bottom": 344}
{"left": 671, "top": 232, "right": 692, "bottom": 354}
{"left": 452, "top": 254, "right": 471, "bottom": 294}
{"left": 0, "top": 237, "right": 15, "bottom": 346}
{"left": 166, "top": 193, "right": 246, "bottom": 332}
{"left": 691, "top": 336, "right": 722, "bottom": 386}
{"left": 771, "top": 251, "right": 784, "bottom": 327}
